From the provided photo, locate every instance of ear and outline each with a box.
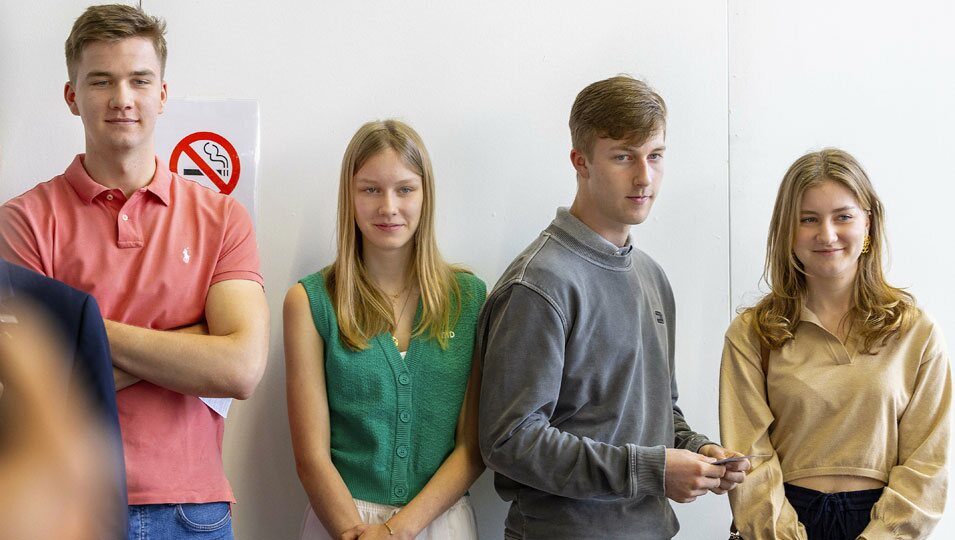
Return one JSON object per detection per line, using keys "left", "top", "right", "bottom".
{"left": 158, "top": 80, "right": 168, "bottom": 114}
{"left": 570, "top": 148, "right": 590, "bottom": 179}
{"left": 64, "top": 81, "right": 80, "bottom": 117}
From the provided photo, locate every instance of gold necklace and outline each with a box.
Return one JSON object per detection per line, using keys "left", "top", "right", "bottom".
{"left": 385, "top": 283, "right": 409, "bottom": 300}
{"left": 391, "top": 288, "right": 414, "bottom": 349}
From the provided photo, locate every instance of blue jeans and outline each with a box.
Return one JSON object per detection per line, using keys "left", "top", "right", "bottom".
{"left": 127, "top": 502, "right": 233, "bottom": 540}
{"left": 784, "top": 483, "right": 883, "bottom": 540}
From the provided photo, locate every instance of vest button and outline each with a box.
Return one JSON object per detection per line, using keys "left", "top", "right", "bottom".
{"left": 396, "top": 445, "right": 408, "bottom": 458}
{"left": 398, "top": 373, "right": 410, "bottom": 385}
{"left": 399, "top": 410, "right": 411, "bottom": 423}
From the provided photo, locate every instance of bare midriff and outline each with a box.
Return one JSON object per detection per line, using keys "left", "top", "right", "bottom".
{"left": 788, "top": 475, "right": 885, "bottom": 493}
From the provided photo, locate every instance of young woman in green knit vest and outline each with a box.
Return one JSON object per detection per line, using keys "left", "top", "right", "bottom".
{"left": 285, "top": 119, "right": 487, "bottom": 540}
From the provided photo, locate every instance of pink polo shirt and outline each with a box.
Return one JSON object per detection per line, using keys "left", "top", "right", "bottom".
{"left": 0, "top": 155, "right": 263, "bottom": 505}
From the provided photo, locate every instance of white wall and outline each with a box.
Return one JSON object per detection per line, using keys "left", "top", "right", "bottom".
{"left": 0, "top": 1, "right": 951, "bottom": 538}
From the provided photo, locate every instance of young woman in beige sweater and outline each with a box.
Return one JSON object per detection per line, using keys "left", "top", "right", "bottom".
{"left": 720, "top": 148, "right": 949, "bottom": 540}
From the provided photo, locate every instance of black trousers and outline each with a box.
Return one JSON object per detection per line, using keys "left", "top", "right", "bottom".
{"left": 784, "top": 483, "right": 883, "bottom": 540}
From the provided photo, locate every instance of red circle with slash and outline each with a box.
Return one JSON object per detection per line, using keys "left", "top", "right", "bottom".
{"left": 169, "top": 131, "right": 241, "bottom": 195}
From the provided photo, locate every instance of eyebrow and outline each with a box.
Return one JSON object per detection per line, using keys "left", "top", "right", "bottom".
{"left": 609, "top": 144, "right": 667, "bottom": 153}
{"left": 800, "top": 205, "right": 858, "bottom": 214}
{"left": 354, "top": 176, "right": 421, "bottom": 184}
{"left": 84, "top": 69, "right": 157, "bottom": 80}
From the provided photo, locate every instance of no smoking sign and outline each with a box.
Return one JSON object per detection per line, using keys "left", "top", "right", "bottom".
{"left": 156, "top": 98, "right": 258, "bottom": 220}
{"left": 169, "top": 131, "right": 241, "bottom": 195}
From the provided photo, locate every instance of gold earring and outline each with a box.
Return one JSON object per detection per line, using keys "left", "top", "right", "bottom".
{"left": 861, "top": 235, "right": 871, "bottom": 254}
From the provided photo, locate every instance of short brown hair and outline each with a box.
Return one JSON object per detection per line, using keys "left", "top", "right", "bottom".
{"left": 569, "top": 75, "right": 667, "bottom": 157}
{"left": 65, "top": 4, "right": 167, "bottom": 83}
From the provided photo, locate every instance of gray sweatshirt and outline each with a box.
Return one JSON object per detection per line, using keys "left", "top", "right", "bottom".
{"left": 477, "top": 208, "right": 713, "bottom": 539}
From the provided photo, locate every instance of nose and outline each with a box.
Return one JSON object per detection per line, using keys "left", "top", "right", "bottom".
{"left": 816, "top": 221, "right": 837, "bottom": 244}
{"left": 109, "top": 82, "right": 134, "bottom": 110}
{"left": 378, "top": 192, "right": 398, "bottom": 216}
{"left": 633, "top": 160, "right": 652, "bottom": 187}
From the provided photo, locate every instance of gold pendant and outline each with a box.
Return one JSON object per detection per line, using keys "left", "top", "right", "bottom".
{"left": 392, "top": 334, "right": 399, "bottom": 348}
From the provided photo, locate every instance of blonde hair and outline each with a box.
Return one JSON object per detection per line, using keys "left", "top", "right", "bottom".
{"left": 65, "top": 4, "right": 167, "bottom": 83}
{"left": 569, "top": 75, "right": 667, "bottom": 157}
{"left": 747, "top": 148, "right": 916, "bottom": 353}
{"left": 325, "top": 120, "right": 466, "bottom": 351}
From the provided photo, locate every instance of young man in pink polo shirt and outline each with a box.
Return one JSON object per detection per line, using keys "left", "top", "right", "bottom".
{"left": 0, "top": 4, "right": 269, "bottom": 538}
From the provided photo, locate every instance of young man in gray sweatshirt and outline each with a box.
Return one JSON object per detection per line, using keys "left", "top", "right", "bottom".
{"left": 476, "top": 75, "right": 749, "bottom": 539}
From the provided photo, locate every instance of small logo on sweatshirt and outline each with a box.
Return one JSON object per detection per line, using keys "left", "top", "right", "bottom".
{"left": 182, "top": 247, "right": 191, "bottom": 264}
{"left": 654, "top": 310, "right": 664, "bottom": 324}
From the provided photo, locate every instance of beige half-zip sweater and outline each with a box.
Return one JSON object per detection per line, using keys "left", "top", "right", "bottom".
{"left": 720, "top": 307, "right": 950, "bottom": 539}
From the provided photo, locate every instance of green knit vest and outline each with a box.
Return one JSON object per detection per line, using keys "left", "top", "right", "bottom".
{"left": 299, "top": 270, "right": 486, "bottom": 505}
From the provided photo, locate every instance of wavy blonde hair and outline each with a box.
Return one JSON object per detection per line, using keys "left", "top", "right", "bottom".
{"left": 747, "top": 148, "right": 916, "bottom": 353}
{"left": 325, "top": 120, "right": 465, "bottom": 351}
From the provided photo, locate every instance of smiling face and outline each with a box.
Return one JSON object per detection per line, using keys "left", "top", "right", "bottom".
{"left": 64, "top": 37, "right": 167, "bottom": 158}
{"left": 353, "top": 148, "right": 424, "bottom": 257}
{"left": 794, "top": 179, "right": 870, "bottom": 283}
{"left": 569, "top": 132, "right": 666, "bottom": 246}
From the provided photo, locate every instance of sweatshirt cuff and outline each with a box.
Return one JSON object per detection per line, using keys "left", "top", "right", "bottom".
{"left": 628, "top": 444, "right": 666, "bottom": 498}
{"left": 858, "top": 519, "right": 898, "bottom": 540}
{"left": 685, "top": 435, "right": 717, "bottom": 453}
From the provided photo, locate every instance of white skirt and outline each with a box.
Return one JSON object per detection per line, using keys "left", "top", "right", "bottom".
{"left": 300, "top": 496, "right": 477, "bottom": 540}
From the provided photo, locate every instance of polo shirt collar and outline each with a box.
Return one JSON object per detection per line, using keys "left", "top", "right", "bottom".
{"left": 799, "top": 305, "right": 850, "bottom": 339}
{"left": 799, "top": 304, "right": 859, "bottom": 360}
{"left": 65, "top": 154, "right": 171, "bottom": 206}
{"left": 799, "top": 306, "right": 822, "bottom": 328}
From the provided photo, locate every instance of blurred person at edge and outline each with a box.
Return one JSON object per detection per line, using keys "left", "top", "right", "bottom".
{"left": 0, "top": 257, "right": 126, "bottom": 537}
{"left": 0, "top": 302, "right": 116, "bottom": 540}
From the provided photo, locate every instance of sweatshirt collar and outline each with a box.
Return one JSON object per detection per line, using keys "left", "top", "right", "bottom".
{"left": 548, "top": 207, "right": 633, "bottom": 269}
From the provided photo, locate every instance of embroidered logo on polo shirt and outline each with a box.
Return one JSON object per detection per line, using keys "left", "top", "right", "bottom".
{"left": 182, "top": 248, "right": 191, "bottom": 264}
{"left": 654, "top": 310, "right": 665, "bottom": 324}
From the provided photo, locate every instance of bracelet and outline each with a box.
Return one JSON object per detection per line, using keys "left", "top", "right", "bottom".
{"left": 383, "top": 520, "right": 395, "bottom": 536}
